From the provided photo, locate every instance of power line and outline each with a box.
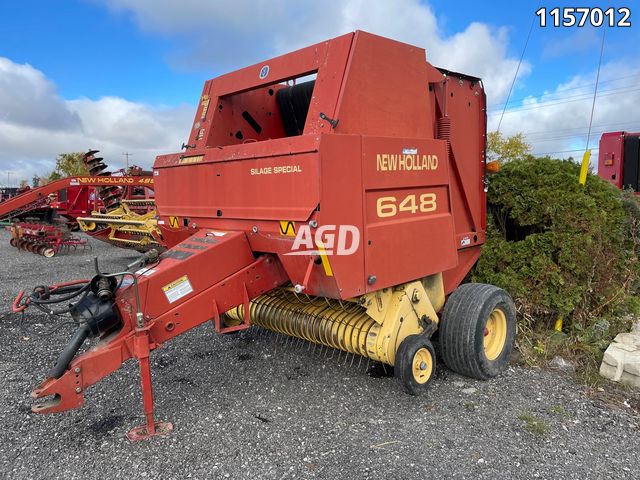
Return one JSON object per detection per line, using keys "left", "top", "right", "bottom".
{"left": 586, "top": 27, "right": 606, "bottom": 151}
{"left": 497, "top": 12, "right": 536, "bottom": 132}
{"left": 488, "top": 85, "right": 640, "bottom": 115}
{"left": 517, "top": 120, "right": 640, "bottom": 138}
{"left": 487, "top": 73, "right": 640, "bottom": 110}
{"left": 532, "top": 148, "right": 600, "bottom": 156}
{"left": 528, "top": 128, "right": 630, "bottom": 143}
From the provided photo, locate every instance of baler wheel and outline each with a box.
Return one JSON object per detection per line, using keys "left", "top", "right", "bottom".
{"left": 395, "top": 334, "right": 436, "bottom": 395}
{"left": 79, "top": 221, "right": 97, "bottom": 232}
{"left": 439, "top": 283, "right": 516, "bottom": 380}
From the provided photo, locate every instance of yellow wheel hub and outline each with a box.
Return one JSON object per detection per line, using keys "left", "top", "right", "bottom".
{"left": 79, "top": 221, "right": 96, "bottom": 232}
{"left": 484, "top": 308, "right": 507, "bottom": 361}
{"left": 411, "top": 347, "right": 433, "bottom": 384}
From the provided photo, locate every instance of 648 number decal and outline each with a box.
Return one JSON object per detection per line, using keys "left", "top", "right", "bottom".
{"left": 536, "top": 7, "right": 631, "bottom": 27}
{"left": 376, "top": 193, "right": 437, "bottom": 218}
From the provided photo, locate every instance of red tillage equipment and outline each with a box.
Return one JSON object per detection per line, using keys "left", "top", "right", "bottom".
{"left": 14, "top": 31, "right": 516, "bottom": 440}
{"left": 9, "top": 222, "right": 89, "bottom": 257}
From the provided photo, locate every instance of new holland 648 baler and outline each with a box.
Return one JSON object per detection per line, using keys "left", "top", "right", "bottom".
{"left": 14, "top": 31, "right": 516, "bottom": 440}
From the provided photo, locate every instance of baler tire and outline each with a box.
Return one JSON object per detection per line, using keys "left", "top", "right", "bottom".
{"left": 439, "top": 283, "right": 516, "bottom": 380}
{"left": 395, "top": 334, "right": 436, "bottom": 395}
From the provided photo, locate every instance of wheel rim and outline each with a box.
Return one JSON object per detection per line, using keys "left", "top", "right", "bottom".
{"left": 43, "top": 248, "right": 55, "bottom": 258}
{"left": 484, "top": 308, "right": 507, "bottom": 361}
{"left": 80, "top": 221, "right": 96, "bottom": 232}
{"left": 411, "top": 347, "right": 433, "bottom": 384}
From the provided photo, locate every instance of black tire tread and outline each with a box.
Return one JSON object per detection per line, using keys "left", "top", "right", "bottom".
{"left": 395, "top": 334, "right": 436, "bottom": 395}
{"left": 439, "top": 283, "right": 516, "bottom": 380}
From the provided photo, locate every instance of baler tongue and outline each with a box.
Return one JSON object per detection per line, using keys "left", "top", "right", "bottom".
{"left": 25, "top": 229, "right": 288, "bottom": 439}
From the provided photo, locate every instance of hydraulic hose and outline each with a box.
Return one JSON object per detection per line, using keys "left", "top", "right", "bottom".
{"left": 48, "top": 323, "right": 91, "bottom": 379}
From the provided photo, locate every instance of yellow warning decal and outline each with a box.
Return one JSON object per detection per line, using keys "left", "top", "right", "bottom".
{"left": 162, "top": 275, "right": 193, "bottom": 304}
{"left": 200, "top": 95, "right": 210, "bottom": 120}
{"left": 279, "top": 221, "right": 296, "bottom": 236}
{"left": 179, "top": 155, "right": 204, "bottom": 165}
{"left": 315, "top": 239, "right": 334, "bottom": 277}
{"left": 169, "top": 216, "right": 180, "bottom": 229}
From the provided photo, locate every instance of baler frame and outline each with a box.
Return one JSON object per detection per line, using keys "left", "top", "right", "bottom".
{"left": 15, "top": 31, "right": 515, "bottom": 441}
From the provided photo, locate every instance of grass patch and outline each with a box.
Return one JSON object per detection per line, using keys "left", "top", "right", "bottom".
{"left": 462, "top": 400, "right": 476, "bottom": 411}
{"left": 548, "top": 405, "right": 570, "bottom": 417}
{"left": 518, "top": 413, "right": 550, "bottom": 435}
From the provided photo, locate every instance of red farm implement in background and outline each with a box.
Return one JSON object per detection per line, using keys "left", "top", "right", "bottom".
{"left": 598, "top": 131, "right": 640, "bottom": 194}
{"left": 9, "top": 222, "right": 89, "bottom": 257}
{"left": 15, "top": 31, "right": 516, "bottom": 440}
{"left": 1, "top": 160, "right": 156, "bottom": 256}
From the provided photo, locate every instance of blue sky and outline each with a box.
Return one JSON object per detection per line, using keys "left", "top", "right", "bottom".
{"left": 1, "top": 0, "right": 639, "bottom": 183}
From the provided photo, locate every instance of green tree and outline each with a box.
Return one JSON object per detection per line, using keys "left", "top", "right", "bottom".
{"left": 487, "top": 131, "right": 531, "bottom": 164}
{"left": 48, "top": 152, "right": 89, "bottom": 180}
{"left": 32, "top": 175, "right": 41, "bottom": 187}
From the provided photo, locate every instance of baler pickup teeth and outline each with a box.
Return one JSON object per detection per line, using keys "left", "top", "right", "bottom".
{"left": 77, "top": 216, "right": 147, "bottom": 226}
{"left": 121, "top": 199, "right": 156, "bottom": 206}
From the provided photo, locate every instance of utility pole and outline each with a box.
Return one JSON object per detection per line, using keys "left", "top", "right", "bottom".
{"left": 122, "top": 152, "right": 133, "bottom": 170}
{"left": 6, "top": 171, "right": 12, "bottom": 187}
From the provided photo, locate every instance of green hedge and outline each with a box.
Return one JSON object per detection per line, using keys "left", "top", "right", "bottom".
{"left": 471, "top": 157, "right": 639, "bottom": 366}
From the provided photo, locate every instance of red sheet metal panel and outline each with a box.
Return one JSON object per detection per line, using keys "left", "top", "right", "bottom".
{"left": 131, "top": 230, "right": 256, "bottom": 321}
{"left": 598, "top": 131, "right": 625, "bottom": 189}
{"left": 361, "top": 136, "right": 457, "bottom": 291}
{"left": 334, "top": 31, "right": 434, "bottom": 138}
{"left": 155, "top": 151, "right": 319, "bottom": 221}
{"left": 187, "top": 33, "right": 354, "bottom": 150}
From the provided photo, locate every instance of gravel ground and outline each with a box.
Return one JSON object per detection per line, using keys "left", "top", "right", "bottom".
{"left": 0, "top": 229, "right": 639, "bottom": 479}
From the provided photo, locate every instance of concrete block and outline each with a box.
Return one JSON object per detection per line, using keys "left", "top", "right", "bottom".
{"left": 599, "top": 324, "right": 640, "bottom": 388}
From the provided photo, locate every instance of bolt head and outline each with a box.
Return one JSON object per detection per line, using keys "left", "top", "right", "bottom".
{"left": 252, "top": 226, "right": 259, "bottom": 233}
{"left": 74, "top": 367, "right": 81, "bottom": 373}
{"left": 75, "top": 387, "right": 82, "bottom": 393}
{"left": 420, "top": 362, "right": 427, "bottom": 370}
{"left": 309, "top": 220, "right": 318, "bottom": 228}
{"left": 367, "top": 275, "right": 377, "bottom": 285}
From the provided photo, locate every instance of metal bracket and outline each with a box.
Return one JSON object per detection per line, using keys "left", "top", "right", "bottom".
{"left": 319, "top": 112, "right": 339, "bottom": 129}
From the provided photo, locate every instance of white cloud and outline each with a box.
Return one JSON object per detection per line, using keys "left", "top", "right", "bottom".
{"left": 7, "top": 0, "right": 635, "bottom": 186}
{"left": 2, "top": 0, "right": 533, "bottom": 185}
{"left": 101, "top": 0, "right": 530, "bottom": 104}
{"left": 0, "top": 58, "right": 81, "bottom": 131}
{"left": 0, "top": 57, "right": 193, "bottom": 185}
{"left": 491, "top": 61, "right": 640, "bottom": 161}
